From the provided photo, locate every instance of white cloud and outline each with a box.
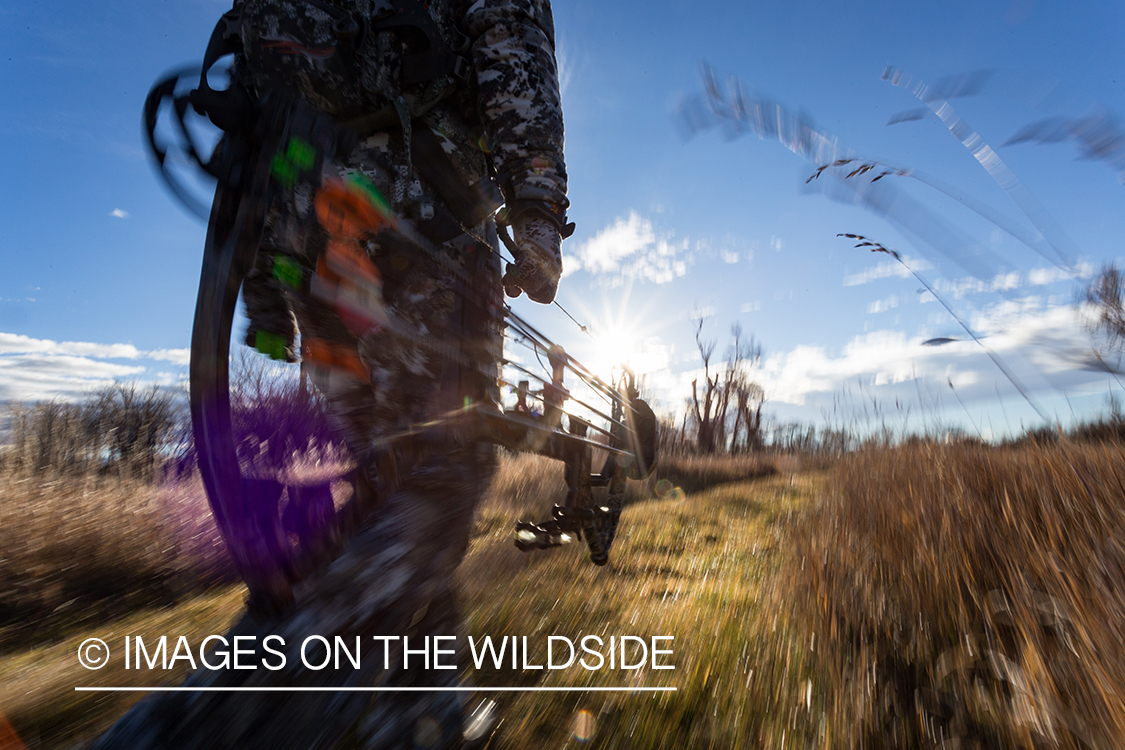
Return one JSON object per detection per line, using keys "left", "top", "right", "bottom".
{"left": 0, "top": 332, "right": 189, "bottom": 402}
{"left": 0, "top": 333, "right": 53, "bottom": 355}
{"left": 109, "top": 208, "right": 129, "bottom": 219}
{"left": 756, "top": 301, "right": 1117, "bottom": 410}
{"left": 0, "top": 333, "right": 141, "bottom": 359}
{"left": 843, "top": 256, "right": 931, "bottom": 286}
{"left": 1028, "top": 262, "right": 1094, "bottom": 286}
{"left": 844, "top": 260, "right": 1089, "bottom": 300}
{"left": 867, "top": 294, "right": 900, "bottom": 314}
{"left": 62, "top": 341, "right": 143, "bottom": 359}
{"left": 151, "top": 371, "right": 186, "bottom": 387}
{"left": 148, "top": 348, "right": 191, "bottom": 365}
{"left": 934, "top": 277, "right": 989, "bottom": 298}
{"left": 0, "top": 355, "right": 145, "bottom": 402}
{"left": 925, "top": 263, "right": 1093, "bottom": 299}
{"left": 970, "top": 296, "right": 1043, "bottom": 335}
{"left": 0, "top": 333, "right": 191, "bottom": 364}
{"left": 990, "top": 271, "right": 1021, "bottom": 292}
{"left": 759, "top": 331, "right": 919, "bottom": 405}
{"left": 563, "top": 212, "right": 690, "bottom": 285}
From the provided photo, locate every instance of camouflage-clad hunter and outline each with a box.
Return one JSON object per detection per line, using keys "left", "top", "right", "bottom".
{"left": 242, "top": 0, "right": 571, "bottom": 744}
{"left": 94, "top": 1, "right": 568, "bottom": 748}
{"left": 238, "top": 0, "right": 569, "bottom": 569}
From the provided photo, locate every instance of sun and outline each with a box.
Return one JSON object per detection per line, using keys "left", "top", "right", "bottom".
{"left": 585, "top": 323, "right": 641, "bottom": 380}
{"left": 561, "top": 286, "right": 675, "bottom": 396}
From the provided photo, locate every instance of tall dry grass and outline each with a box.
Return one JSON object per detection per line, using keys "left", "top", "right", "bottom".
{"left": 652, "top": 451, "right": 778, "bottom": 493}
{"left": 795, "top": 440, "right": 1125, "bottom": 748}
{"left": 0, "top": 443, "right": 776, "bottom": 647}
{"left": 473, "top": 449, "right": 779, "bottom": 541}
{"left": 0, "top": 471, "right": 233, "bottom": 653}
{"left": 1, "top": 446, "right": 798, "bottom": 749}
{"left": 0, "top": 361, "right": 348, "bottom": 652}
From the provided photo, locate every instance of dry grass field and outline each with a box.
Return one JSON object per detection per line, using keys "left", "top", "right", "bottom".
{"left": 794, "top": 439, "right": 1125, "bottom": 749}
{"left": 1, "top": 434, "right": 1123, "bottom": 749}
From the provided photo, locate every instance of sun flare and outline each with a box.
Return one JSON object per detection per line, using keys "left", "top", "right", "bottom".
{"left": 583, "top": 322, "right": 670, "bottom": 384}
{"left": 591, "top": 325, "right": 638, "bottom": 371}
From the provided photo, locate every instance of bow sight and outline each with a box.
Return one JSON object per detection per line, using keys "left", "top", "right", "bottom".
{"left": 145, "top": 65, "right": 657, "bottom": 615}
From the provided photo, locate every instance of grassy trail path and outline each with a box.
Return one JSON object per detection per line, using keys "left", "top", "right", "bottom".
{"left": 458, "top": 471, "right": 825, "bottom": 749}
{"left": 1, "top": 471, "right": 822, "bottom": 750}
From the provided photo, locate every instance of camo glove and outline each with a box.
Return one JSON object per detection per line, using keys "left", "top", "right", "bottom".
{"left": 500, "top": 200, "right": 574, "bottom": 304}
{"left": 503, "top": 214, "right": 563, "bottom": 304}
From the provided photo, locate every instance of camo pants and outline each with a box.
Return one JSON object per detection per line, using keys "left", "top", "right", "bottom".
{"left": 296, "top": 231, "right": 502, "bottom": 746}
{"left": 260, "top": 128, "right": 504, "bottom": 746}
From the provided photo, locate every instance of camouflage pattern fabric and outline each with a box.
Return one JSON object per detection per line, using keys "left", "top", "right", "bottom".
{"left": 240, "top": 0, "right": 570, "bottom": 354}
{"left": 239, "top": 0, "right": 567, "bottom": 447}
{"left": 463, "top": 0, "right": 568, "bottom": 206}
{"left": 501, "top": 213, "right": 563, "bottom": 303}
{"left": 97, "top": 0, "right": 577, "bottom": 739}
{"left": 104, "top": 0, "right": 565, "bottom": 746}
{"left": 243, "top": 245, "right": 300, "bottom": 361}
{"left": 236, "top": 0, "right": 372, "bottom": 120}
{"left": 230, "top": 0, "right": 567, "bottom": 203}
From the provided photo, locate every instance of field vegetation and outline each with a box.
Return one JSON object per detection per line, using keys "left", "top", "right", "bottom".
{"left": 2, "top": 373, "right": 1124, "bottom": 748}
{"left": 795, "top": 436, "right": 1125, "bottom": 748}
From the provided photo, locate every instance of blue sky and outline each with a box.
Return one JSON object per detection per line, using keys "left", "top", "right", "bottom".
{"left": 3, "top": 0, "right": 1124, "bottom": 440}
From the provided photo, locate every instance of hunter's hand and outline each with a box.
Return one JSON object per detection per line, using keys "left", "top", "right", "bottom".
{"left": 502, "top": 214, "right": 563, "bottom": 304}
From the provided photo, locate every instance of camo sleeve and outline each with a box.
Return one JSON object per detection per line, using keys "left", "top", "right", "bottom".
{"left": 463, "top": 0, "right": 568, "bottom": 207}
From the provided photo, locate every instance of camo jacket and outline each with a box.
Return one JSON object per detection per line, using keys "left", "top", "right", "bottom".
{"left": 233, "top": 0, "right": 568, "bottom": 207}
{"left": 237, "top": 0, "right": 568, "bottom": 444}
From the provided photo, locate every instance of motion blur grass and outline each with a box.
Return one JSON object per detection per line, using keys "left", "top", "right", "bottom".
{"left": 2, "top": 437, "right": 1124, "bottom": 748}
{"left": 0, "top": 450, "right": 802, "bottom": 749}
{"left": 459, "top": 454, "right": 816, "bottom": 749}
{"left": 793, "top": 439, "right": 1125, "bottom": 749}
{"left": 0, "top": 473, "right": 233, "bottom": 654}
{"left": 0, "top": 588, "right": 245, "bottom": 749}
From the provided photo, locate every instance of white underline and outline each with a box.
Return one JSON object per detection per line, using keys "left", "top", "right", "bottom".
{"left": 75, "top": 686, "right": 676, "bottom": 693}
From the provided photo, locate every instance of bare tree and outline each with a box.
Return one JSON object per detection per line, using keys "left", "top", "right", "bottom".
{"left": 730, "top": 379, "right": 765, "bottom": 452}
{"left": 1, "top": 384, "right": 182, "bottom": 479}
{"left": 725, "top": 324, "right": 764, "bottom": 452}
{"left": 689, "top": 318, "right": 723, "bottom": 453}
{"left": 655, "top": 415, "right": 681, "bottom": 455}
{"left": 767, "top": 421, "right": 819, "bottom": 453}
{"left": 85, "top": 382, "right": 181, "bottom": 479}
{"left": 689, "top": 321, "right": 764, "bottom": 453}
{"left": 7, "top": 400, "right": 89, "bottom": 474}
